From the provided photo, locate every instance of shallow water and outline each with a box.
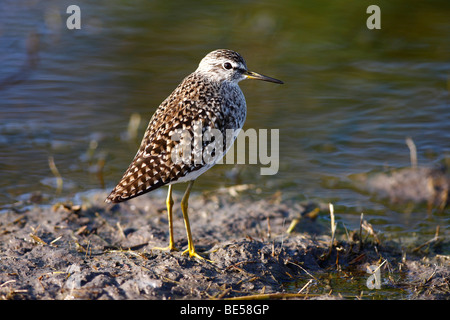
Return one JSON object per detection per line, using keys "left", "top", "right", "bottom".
{"left": 1, "top": 1, "right": 449, "bottom": 246}
{"left": 284, "top": 272, "right": 408, "bottom": 300}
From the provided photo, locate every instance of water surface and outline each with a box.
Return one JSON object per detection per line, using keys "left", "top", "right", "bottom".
{"left": 1, "top": 1, "right": 449, "bottom": 246}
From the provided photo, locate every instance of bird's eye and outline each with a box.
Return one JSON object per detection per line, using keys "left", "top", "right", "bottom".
{"left": 223, "top": 62, "right": 233, "bottom": 70}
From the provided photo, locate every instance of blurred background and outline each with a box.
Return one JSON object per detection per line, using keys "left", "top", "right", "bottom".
{"left": 0, "top": 0, "right": 448, "bottom": 245}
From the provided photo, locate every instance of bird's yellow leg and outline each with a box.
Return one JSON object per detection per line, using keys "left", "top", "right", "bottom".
{"left": 180, "top": 181, "right": 210, "bottom": 261}
{"left": 152, "top": 185, "right": 179, "bottom": 252}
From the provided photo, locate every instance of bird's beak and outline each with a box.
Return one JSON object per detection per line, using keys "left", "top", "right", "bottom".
{"left": 244, "top": 70, "right": 284, "bottom": 84}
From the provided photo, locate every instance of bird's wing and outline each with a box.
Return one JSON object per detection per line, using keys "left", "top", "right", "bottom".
{"left": 105, "top": 74, "right": 222, "bottom": 203}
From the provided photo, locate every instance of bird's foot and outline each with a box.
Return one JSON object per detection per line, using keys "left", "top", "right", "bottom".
{"left": 182, "top": 247, "right": 213, "bottom": 263}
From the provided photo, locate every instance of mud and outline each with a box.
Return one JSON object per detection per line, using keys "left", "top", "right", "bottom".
{"left": 0, "top": 187, "right": 448, "bottom": 300}
{"left": 350, "top": 164, "right": 449, "bottom": 212}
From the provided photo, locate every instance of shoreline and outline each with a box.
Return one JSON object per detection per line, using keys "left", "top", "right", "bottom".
{"left": 0, "top": 188, "right": 448, "bottom": 300}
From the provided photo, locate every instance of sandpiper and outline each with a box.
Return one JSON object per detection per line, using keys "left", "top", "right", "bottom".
{"left": 106, "top": 49, "right": 283, "bottom": 260}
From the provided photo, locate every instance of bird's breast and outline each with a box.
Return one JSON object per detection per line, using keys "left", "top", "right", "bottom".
{"left": 219, "top": 83, "right": 247, "bottom": 131}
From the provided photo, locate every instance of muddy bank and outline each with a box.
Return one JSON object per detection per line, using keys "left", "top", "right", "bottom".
{"left": 350, "top": 164, "right": 449, "bottom": 212}
{"left": 0, "top": 188, "right": 448, "bottom": 300}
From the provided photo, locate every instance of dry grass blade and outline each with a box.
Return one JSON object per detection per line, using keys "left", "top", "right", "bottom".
{"left": 298, "top": 279, "right": 314, "bottom": 294}
{"left": 286, "top": 261, "right": 319, "bottom": 282}
{"left": 48, "top": 156, "right": 63, "bottom": 194}
{"left": 127, "top": 113, "right": 141, "bottom": 140}
{"left": 50, "top": 236, "right": 62, "bottom": 246}
{"left": 358, "top": 213, "right": 364, "bottom": 251}
{"left": 361, "top": 219, "right": 380, "bottom": 245}
{"left": 328, "top": 203, "right": 337, "bottom": 255}
{"left": 286, "top": 218, "right": 300, "bottom": 234}
{"left": 0, "top": 280, "right": 16, "bottom": 288}
{"left": 405, "top": 137, "right": 417, "bottom": 168}
{"left": 286, "top": 207, "right": 320, "bottom": 234}
{"left": 30, "top": 234, "right": 47, "bottom": 245}
{"left": 225, "top": 292, "right": 321, "bottom": 300}
{"left": 319, "top": 203, "right": 337, "bottom": 260}
{"left": 413, "top": 226, "right": 440, "bottom": 253}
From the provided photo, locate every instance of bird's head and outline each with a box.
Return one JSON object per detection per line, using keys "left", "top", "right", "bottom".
{"left": 196, "top": 49, "right": 283, "bottom": 85}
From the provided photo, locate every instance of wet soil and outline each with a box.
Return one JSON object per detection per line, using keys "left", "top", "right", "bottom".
{"left": 0, "top": 187, "right": 448, "bottom": 300}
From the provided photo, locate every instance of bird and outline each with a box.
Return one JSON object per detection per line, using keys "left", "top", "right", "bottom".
{"left": 105, "top": 49, "right": 283, "bottom": 260}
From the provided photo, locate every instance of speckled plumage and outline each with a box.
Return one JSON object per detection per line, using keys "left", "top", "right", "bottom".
{"left": 106, "top": 50, "right": 251, "bottom": 203}
{"left": 105, "top": 49, "right": 282, "bottom": 259}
